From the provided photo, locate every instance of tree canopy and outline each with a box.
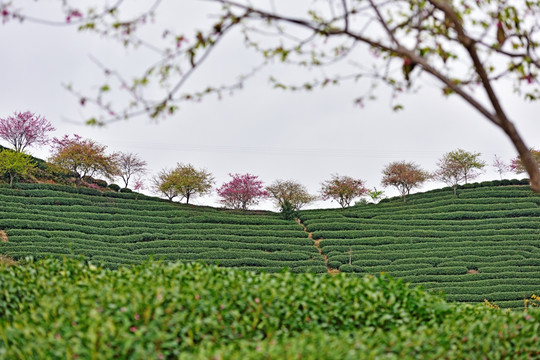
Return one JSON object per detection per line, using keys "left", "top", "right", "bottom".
{"left": 320, "top": 174, "right": 367, "bottom": 209}
{"left": 434, "top": 149, "right": 486, "bottom": 195}
{"left": 0, "top": 149, "right": 35, "bottom": 187}
{"left": 153, "top": 164, "right": 214, "bottom": 204}
{"left": 152, "top": 169, "right": 180, "bottom": 202}
{"left": 217, "top": 173, "right": 269, "bottom": 210}
{"left": 266, "top": 179, "right": 317, "bottom": 211}
{"left": 0, "top": 111, "right": 55, "bottom": 153}
{"left": 49, "top": 134, "right": 117, "bottom": 181}
{"left": 115, "top": 152, "right": 147, "bottom": 189}
{"left": 381, "top": 161, "right": 430, "bottom": 202}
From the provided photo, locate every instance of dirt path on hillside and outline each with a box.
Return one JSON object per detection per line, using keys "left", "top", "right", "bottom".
{"left": 296, "top": 218, "right": 339, "bottom": 275}
{"left": 0, "top": 230, "right": 7, "bottom": 243}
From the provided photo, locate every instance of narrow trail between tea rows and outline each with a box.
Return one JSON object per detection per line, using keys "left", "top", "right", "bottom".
{"left": 296, "top": 218, "right": 340, "bottom": 275}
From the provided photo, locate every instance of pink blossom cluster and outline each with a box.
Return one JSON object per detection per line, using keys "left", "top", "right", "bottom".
{"left": 216, "top": 173, "right": 269, "bottom": 210}
{"left": 0, "top": 111, "right": 55, "bottom": 153}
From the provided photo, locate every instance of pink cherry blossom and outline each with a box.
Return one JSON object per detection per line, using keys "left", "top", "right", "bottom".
{"left": 0, "top": 111, "right": 55, "bottom": 152}
{"left": 217, "top": 173, "right": 269, "bottom": 210}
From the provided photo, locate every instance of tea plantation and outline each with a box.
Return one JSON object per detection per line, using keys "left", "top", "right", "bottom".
{"left": 0, "top": 184, "right": 326, "bottom": 273}
{"left": 300, "top": 183, "right": 540, "bottom": 309}
{"left": 0, "top": 258, "right": 539, "bottom": 359}
{"left": 1, "top": 182, "right": 539, "bottom": 310}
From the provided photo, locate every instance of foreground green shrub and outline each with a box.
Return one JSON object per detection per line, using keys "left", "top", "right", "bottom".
{"left": 1, "top": 259, "right": 538, "bottom": 359}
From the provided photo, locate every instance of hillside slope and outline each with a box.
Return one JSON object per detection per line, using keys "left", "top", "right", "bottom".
{"left": 0, "top": 184, "right": 325, "bottom": 273}
{"left": 300, "top": 183, "right": 540, "bottom": 309}
{"left": 1, "top": 182, "right": 539, "bottom": 309}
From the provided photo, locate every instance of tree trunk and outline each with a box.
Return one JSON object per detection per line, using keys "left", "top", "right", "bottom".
{"left": 123, "top": 175, "right": 130, "bottom": 189}
{"left": 500, "top": 121, "right": 540, "bottom": 193}
{"left": 9, "top": 173, "right": 14, "bottom": 188}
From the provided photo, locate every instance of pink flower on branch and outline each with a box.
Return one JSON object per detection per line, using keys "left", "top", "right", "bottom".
{"left": 0, "top": 111, "right": 55, "bottom": 153}
{"left": 65, "top": 9, "right": 83, "bottom": 23}
{"left": 492, "top": 155, "right": 510, "bottom": 180}
{"left": 133, "top": 178, "right": 145, "bottom": 191}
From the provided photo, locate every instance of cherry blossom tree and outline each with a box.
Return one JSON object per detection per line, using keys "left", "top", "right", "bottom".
{"left": 133, "top": 178, "right": 145, "bottom": 192}
{"left": 217, "top": 173, "right": 269, "bottom": 210}
{"left": 492, "top": 155, "right": 510, "bottom": 180}
{"left": 320, "top": 174, "right": 368, "bottom": 209}
{"left": 0, "top": 111, "right": 55, "bottom": 153}
{"left": 381, "top": 161, "right": 430, "bottom": 202}
{"left": 133, "top": 178, "right": 145, "bottom": 200}
{"left": 115, "top": 152, "right": 147, "bottom": 188}
{"left": 49, "top": 134, "right": 117, "bottom": 182}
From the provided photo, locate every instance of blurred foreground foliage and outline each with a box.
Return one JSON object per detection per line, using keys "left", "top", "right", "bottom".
{"left": 0, "top": 258, "right": 538, "bottom": 359}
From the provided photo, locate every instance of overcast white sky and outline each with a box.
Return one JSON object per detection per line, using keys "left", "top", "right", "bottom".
{"left": 1, "top": 1, "right": 539, "bottom": 210}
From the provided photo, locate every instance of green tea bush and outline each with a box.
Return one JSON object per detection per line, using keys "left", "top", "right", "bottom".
{"left": 0, "top": 259, "right": 538, "bottom": 359}
{"left": 339, "top": 264, "right": 362, "bottom": 273}
{"left": 327, "top": 260, "right": 342, "bottom": 269}
{"left": 107, "top": 183, "right": 121, "bottom": 191}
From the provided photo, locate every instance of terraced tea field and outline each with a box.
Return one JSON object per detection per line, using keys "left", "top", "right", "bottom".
{"left": 0, "top": 184, "right": 326, "bottom": 273}
{"left": 300, "top": 184, "right": 540, "bottom": 309}
{"left": 1, "top": 182, "right": 539, "bottom": 309}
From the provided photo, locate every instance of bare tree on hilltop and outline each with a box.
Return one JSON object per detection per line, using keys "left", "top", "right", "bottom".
{"left": 115, "top": 152, "right": 147, "bottom": 189}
